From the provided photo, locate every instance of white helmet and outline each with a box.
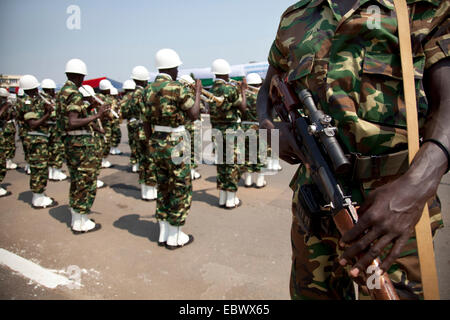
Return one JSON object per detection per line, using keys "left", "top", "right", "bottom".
{"left": 41, "top": 78, "right": 56, "bottom": 89}
{"left": 155, "top": 48, "right": 182, "bottom": 69}
{"left": 211, "top": 59, "right": 231, "bottom": 75}
{"left": 131, "top": 66, "right": 150, "bottom": 81}
{"left": 246, "top": 73, "right": 262, "bottom": 85}
{"left": 18, "top": 88, "right": 24, "bottom": 96}
{"left": 122, "top": 79, "right": 136, "bottom": 90}
{"left": 110, "top": 87, "right": 118, "bottom": 96}
{"left": 19, "top": 75, "right": 40, "bottom": 90}
{"left": 99, "top": 79, "right": 112, "bottom": 91}
{"left": 179, "top": 74, "right": 195, "bottom": 84}
{"left": 79, "top": 86, "right": 92, "bottom": 98}
{"left": 65, "top": 58, "right": 88, "bottom": 75}
{"left": 0, "top": 88, "right": 9, "bottom": 97}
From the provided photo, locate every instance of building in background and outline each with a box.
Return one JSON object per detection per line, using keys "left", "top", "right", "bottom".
{"left": 0, "top": 74, "right": 22, "bottom": 92}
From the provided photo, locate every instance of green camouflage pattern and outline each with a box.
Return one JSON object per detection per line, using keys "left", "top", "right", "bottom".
{"left": 25, "top": 135, "right": 49, "bottom": 193}
{"left": 243, "top": 91, "right": 263, "bottom": 173}
{"left": 131, "top": 85, "right": 157, "bottom": 186}
{"left": 143, "top": 73, "right": 195, "bottom": 226}
{"left": 97, "top": 93, "right": 114, "bottom": 158}
{"left": 0, "top": 99, "right": 10, "bottom": 182}
{"left": 110, "top": 95, "right": 122, "bottom": 148}
{"left": 209, "top": 80, "right": 244, "bottom": 191}
{"left": 269, "top": 0, "right": 449, "bottom": 300}
{"left": 120, "top": 91, "right": 138, "bottom": 164}
{"left": 3, "top": 106, "right": 16, "bottom": 160}
{"left": 41, "top": 92, "right": 65, "bottom": 169}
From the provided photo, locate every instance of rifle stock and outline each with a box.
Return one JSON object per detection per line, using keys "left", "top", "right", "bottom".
{"left": 270, "top": 74, "right": 399, "bottom": 300}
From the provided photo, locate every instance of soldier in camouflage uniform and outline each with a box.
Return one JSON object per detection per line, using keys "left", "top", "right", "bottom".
{"left": 18, "top": 75, "right": 57, "bottom": 209}
{"left": 241, "top": 73, "right": 266, "bottom": 189}
{"left": 109, "top": 87, "right": 122, "bottom": 155}
{"left": 56, "top": 58, "right": 105, "bottom": 234}
{"left": 41, "top": 79, "right": 67, "bottom": 182}
{"left": 3, "top": 92, "right": 18, "bottom": 170}
{"left": 258, "top": 0, "right": 450, "bottom": 300}
{"left": 119, "top": 80, "right": 138, "bottom": 172}
{"left": 0, "top": 88, "right": 13, "bottom": 197}
{"left": 209, "top": 59, "right": 247, "bottom": 209}
{"left": 15, "top": 88, "right": 31, "bottom": 174}
{"left": 143, "top": 48, "right": 201, "bottom": 249}
{"left": 97, "top": 79, "right": 115, "bottom": 169}
{"left": 130, "top": 66, "right": 158, "bottom": 201}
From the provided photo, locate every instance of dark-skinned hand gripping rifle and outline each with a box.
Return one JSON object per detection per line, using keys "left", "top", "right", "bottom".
{"left": 269, "top": 74, "right": 399, "bottom": 300}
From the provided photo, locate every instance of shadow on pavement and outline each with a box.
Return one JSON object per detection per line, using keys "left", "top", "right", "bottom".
{"left": 49, "top": 205, "right": 71, "bottom": 228}
{"left": 113, "top": 214, "right": 159, "bottom": 243}
{"left": 192, "top": 187, "right": 220, "bottom": 208}
{"left": 109, "top": 183, "right": 141, "bottom": 200}
{"left": 18, "top": 191, "right": 32, "bottom": 206}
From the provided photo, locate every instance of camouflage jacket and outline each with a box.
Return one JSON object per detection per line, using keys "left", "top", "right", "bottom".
{"left": 56, "top": 80, "right": 92, "bottom": 133}
{"left": 40, "top": 91, "right": 57, "bottom": 122}
{"left": 20, "top": 94, "right": 50, "bottom": 135}
{"left": 120, "top": 91, "right": 135, "bottom": 120}
{"left": 209, "top": 79, "right": 242, "bottom": 127}
{"left": 244, "top": 91, "right": 258, "bottom": 122}
{"left": 143, "top": 74, "right": 194, "bottom": 128}
{"left": 268, "top": 0, "right": 449, "bottom": 192}
{"left": 129, "top": 86, "right": 146, "bottom": 122}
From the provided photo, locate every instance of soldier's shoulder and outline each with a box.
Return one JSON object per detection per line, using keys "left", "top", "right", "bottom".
{"left": 281, "top": 0, "right": 311, "bottom": 18}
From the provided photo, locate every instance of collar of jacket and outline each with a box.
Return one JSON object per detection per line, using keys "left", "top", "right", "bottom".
{"left": 156, "top": 73, "right": 173, "bottom": 81}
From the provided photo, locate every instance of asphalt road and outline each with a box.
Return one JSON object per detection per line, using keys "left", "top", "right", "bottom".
{"left": 1, "top": 123, "right": 449, "bottom": 300}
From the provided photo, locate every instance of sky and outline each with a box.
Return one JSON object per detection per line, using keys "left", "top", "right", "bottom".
{"left": 0, "top": 0, "right": 295, "bottom": 85}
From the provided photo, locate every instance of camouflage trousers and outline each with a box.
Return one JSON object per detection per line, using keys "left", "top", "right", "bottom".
{"left": 186, "top": 121, "right": 201, "bottom": 169}
{"left": 241, "top": 123, "right": 264, "bottom": 174}
{"left": 214, "top": 125, "right": 242, "bottom": 192}
{"left": 150, "top": 132, "right": 192, "bottom": 226}
{"left": 127, "top": 122, "right": 139, "bottom": 165}
{"left": 25, "top": 135, "right": 50, "bottom": 193}
{"left": 0, "top": 132, "right": 7, "bottom": 183}
{"left": 64, "top": 135, "right": 99, "bottom": 215}
{"left": 3, "top": 122, "right": 16, "bottom": 160}
{"left": 48, "top": 129, "right": 65, "bottom": 169}
{"left": 111, "top": 120, "right": 121, "bottom": 148}
{"left": 290, "top": 186, "right": 444, "bottom": 300}
{"left": 102, "top": 124, "right": 112, "bottom": 158}
{"left": 93, "top": 133, "right": 106, "bottom": 176}
{"left": 136, "top": 124, "right": 157, "bottom": 186}
{"left": 20, "top": 130, "right": 30, "bottom": 163}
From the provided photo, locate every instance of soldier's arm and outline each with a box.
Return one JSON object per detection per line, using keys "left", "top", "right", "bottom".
{"left": 186, "top": 79, "right": 202, "bottom": 121}
{"left": 26, "top": 102, "right": 52, "bottom": 130}
{"left": 340, "top": 58, "right": 450, "bottom": 275}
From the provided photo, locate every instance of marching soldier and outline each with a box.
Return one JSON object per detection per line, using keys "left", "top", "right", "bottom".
{"left": 4, "top": 91, "right": 18, "bottom": 170}
{"left": 16, "top": 88, "right": 31, "bottom": 174}
{"left": 257, "top": 0, "right": 450, "bottom": 299}
{"left": 109, "top": 87, "right": 122, "bottom": 155}
{"left": 56, "top": 58, "right": 105, "bottom": 234}
{"left": 119, "top": 80, "right": 138, "bottom": 172}
{"left": 209, "top": 58, "right": 247, "bottom": 209}
{"left": 97, "top": 79, "right": 114, "bottom": 169}
{"left": 41, "top": 78, "right": 67, "bottom": 181}
{"left": 241, "top": 73, "right": 266, "bottom": 188}
{"left": 143, "top": 48, "right": 202, "bottom": 249}
{"left": 129, "top": 66, "right": 158, "bottom": 201}
{"left": 0, "top": 88, "right": 13, "bottom": 197}
{"left": 18, "top": 75, "right": 57, "bottom": 209}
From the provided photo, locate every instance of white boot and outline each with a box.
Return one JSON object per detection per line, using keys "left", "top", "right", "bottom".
{"left": 244, "top": 172, "right": 252, "bottom": 187}
{"left": 48, "top": 167, "right": 54, "bottom": 180}
{"left": 166, "top": 224, "right": 193, "bottom": 249}
{"left": 266, "top": 158, "right": 274, "bottom": 171}
{"left": 97, "top": 179, "right": 105, "bottom": 188}
{"left": 219, "top": 190, "right": 226, "bottom": 207}
{"left": 191, "top": 169, "right": 201, "bottom": 180}
{"left": 234, "top": 193, "right": 241, "bottom": 207}
{"left": 32, "top": 193, "right": 54, "bottom": 208}
{"left": 153, "top": 187, "right": 158, "bottom": 200}
{"left": 158, "top": 220, "right": 169, "bottom": 246}
{"left": 25, "top": 163, "right": 31, "bottom": 175}
{"left": 226, "top": 191, "right": 237, "bottom": 209}
{"left": 71, "top": 208, "right": 100, "bottom": 234}
{"left": 52, "top": 168, "right": 67, "bottom": 181}
{"left": 6, "top": 159, "right": 18, "bottom": 170}
{"left": 141, "top": 184, "right": 149, "bottom": 200}
{"left": 149, "top": 186, "right": 157, "bottom": 200}
{"left": 273, "top": 158, "right": 282, "bottom": 171}
{"left": 101, "top": 159, "right": 112, "bottom": 168}
{"left": 70, "top": 208, "right": 81, "bottom": 230}
{"left": 255, "top": 173, "right": 267, "bottom": 188}
{"left": 0, "top": 187, "right": 8, "bottom": 197}
{"left": 131, "top": 163, "right": 139, "bottom": 173}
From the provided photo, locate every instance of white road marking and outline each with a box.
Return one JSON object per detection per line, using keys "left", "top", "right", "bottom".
{"left": 0, "top": 248, "right": 76, "bottom": 289}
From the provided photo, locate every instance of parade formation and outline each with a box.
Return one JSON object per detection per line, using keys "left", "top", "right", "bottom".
{"left": 0, "top": 50, "right": 276, "bottom": 248}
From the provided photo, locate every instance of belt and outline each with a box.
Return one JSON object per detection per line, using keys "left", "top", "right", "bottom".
{"left": 67, "top": 130, "right": 93, "bottom": 136}
{"left": 154, "top": 125, "right": 185, "bottom": 133}
{"left": 241, "top": 121, "right": 259, "bottom": 126}
{"left": 28, "top": 131, "right": 51, "bottom": 138}
{"left": 351, "top": 149, "right": 409, "bottom": 182}
{"left": 7, "top": 120, "right": 15, "bottom": 124}
{"left": 129, "top": 118, "right": 143, "bottom": 124}
{"left": 46, "top": 121, "right": 57, "bottom": 125}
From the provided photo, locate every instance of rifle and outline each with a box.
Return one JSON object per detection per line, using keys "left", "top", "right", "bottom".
{"left": 270, "top": 74, "right": 399, "bottom": 300}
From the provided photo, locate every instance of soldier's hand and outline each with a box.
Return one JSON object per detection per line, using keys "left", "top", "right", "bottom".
{"left": 98, "top": 104, "right": 111, "bottom": 117}
{"left": 195, "top": 79, "right": 202, "bottom": 93}
{"left": 241, "top": 78, "right": 248, "bottom": 92}
{"left": 268, "top": 121, "right": 304, "bottom": 165}
{"left": 339, "top": 174, "right": 427, "bottom": 277}
{"left": 44, "top": 102, "right": 54, "bottom": 113}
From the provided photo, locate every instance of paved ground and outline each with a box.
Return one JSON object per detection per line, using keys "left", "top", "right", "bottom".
{"left": 1, "top": 123, "right": 449, "bottom": 300}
